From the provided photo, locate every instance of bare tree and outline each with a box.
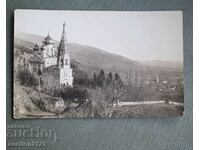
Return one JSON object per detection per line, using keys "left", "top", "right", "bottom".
{"left": 103, "top": 73, "right": 125, "bottom": 117}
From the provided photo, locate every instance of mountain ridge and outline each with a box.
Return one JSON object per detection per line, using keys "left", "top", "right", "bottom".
{"left": 14, "top": 31, "right": 140, "bottom": 80}
{"left": 14, "top": 31, "right": 183, "bottom": 80}
{"left": 15, "top": 31, "right": 139, "bottom": 65}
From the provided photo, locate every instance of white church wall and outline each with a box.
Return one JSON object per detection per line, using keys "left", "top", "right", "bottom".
{"left": 29, "top": 23, "right": 74, "bottom": 91}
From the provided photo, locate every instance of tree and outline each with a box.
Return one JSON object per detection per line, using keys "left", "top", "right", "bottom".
{"left": 17, "top": 68, "right": 38, "bottom": 87}
{"left": 114, "top": 73, "right": 123, "bottom": 88}
{"left": 107, "top": 73, "right": 123, "bottom": 105}
{"left": 93, "top": 73, "right": 97, "bottom": 88}
{"left": 73, "top": 72, "right": 91, "bottom": 87}
{"left": 97, "top": 70, "right": 105, "bottom": 87}
{"left": 37, "top": 69, "right": 42, "bottom": 91}
{"left": 37, "top": 69, "right": 42, "bottom": 76}
{"left": 103, "top": 73, "right": 125, "bottom": 117}
{"left": 55, "top": 87, "right": 89, "bottom": 104}
{"left": 125, "top": 70, "right": 135, "bottom": 86}
{"left": 106, "top": 72, "right": 113, "bottom": 85}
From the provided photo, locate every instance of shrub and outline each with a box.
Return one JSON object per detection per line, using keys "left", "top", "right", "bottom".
{"left": 73, "top": 77, "right": 92, "bottom": 87}
{"left": 16, "top": 69, "right": 38, "bottom": 87}
{"left": 55, "top": 87, "right": 89, "bottom": 103}
{"left": 73, "top": 71, "right": 93, "bottom": 87}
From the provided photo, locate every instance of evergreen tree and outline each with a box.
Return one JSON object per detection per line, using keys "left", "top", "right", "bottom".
{"left": 97, "top": 70, "right": 105, "bottom": 87}
{"left": 114, "top": 73, "right": 122, "bottom": 82}
{"left": 37, "top": 69, "right": 42, "bottom": 91}
{"left": 93, "top": 73, "right": 97, "bottom": 88}
{"left": 37, "top": 69, "right": 42, "bottom": 76}
{"left": 106, "top": 72, "right": 113, "bottom": 85}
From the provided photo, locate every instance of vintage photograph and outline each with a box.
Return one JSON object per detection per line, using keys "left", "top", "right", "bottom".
{"left": 13, "top": 10, "right": 184, "bottom": 118}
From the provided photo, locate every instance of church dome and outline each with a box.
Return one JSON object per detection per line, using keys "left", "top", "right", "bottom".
{"left": 33, "top": 43, "right": 39, "bottom": 51}
{"left": 43, "top": 33, "right": 54, "bottom": 45}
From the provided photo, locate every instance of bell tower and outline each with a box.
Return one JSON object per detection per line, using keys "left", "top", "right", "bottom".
{"left": 57, "top": 23, "right": 73, "bottom": 86}
{"left": 57, "top": 23, "right": 70, "bottom": 68}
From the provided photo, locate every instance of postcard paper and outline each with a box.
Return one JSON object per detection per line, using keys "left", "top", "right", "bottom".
{"left": 13, "top": 10, "right": 184, "bottom": 118}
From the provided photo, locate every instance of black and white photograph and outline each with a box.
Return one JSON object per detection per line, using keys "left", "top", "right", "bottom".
{"left": 13, "top": 10, "right": 184, "bottom": 118}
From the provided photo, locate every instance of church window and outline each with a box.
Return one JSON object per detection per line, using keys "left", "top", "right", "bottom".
{"left": 61, "top": 59, "right": 64, "bottom": 66}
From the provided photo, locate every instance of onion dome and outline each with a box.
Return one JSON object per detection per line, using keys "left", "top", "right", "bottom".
{"left": 33, "top": 43, "right": 39, "bottom": 51}
{"left": 43, "top": 32, "right": 54, "bottom": 45}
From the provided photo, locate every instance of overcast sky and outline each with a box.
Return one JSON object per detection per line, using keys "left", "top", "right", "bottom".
{"left": 15, "top": 10, "right": 183, "bottom": 62}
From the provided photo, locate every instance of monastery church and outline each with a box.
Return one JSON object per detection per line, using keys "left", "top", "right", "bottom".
{"left": 28, "top": 23, "right": 73, "bottom": 91}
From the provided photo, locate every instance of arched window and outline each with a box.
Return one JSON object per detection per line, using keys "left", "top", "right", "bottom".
{"left": 61, "top": 59, "right": 64, "bottom": 66}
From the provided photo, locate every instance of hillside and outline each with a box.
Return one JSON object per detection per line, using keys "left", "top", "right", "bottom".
{"left": 139, "top": 60, "right": 183, "bottom": 71}
{"left": 14, "top": 31, "right": 140, "bottom": 80}
{"left": 15, "top": 31, "right": 45, "bottom": 45}
{"left": 14, "top": 31, "right": 183, "bottom": 82}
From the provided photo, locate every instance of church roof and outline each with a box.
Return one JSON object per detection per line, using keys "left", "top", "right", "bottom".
{"left": 57, "top": 23, "right": 70, "bottom": 68}
{"left": 29, "top": 55, "right": 44, "bottom": 64}
{"left": 46, "top": 65, "right": 59, "bottom": 70}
